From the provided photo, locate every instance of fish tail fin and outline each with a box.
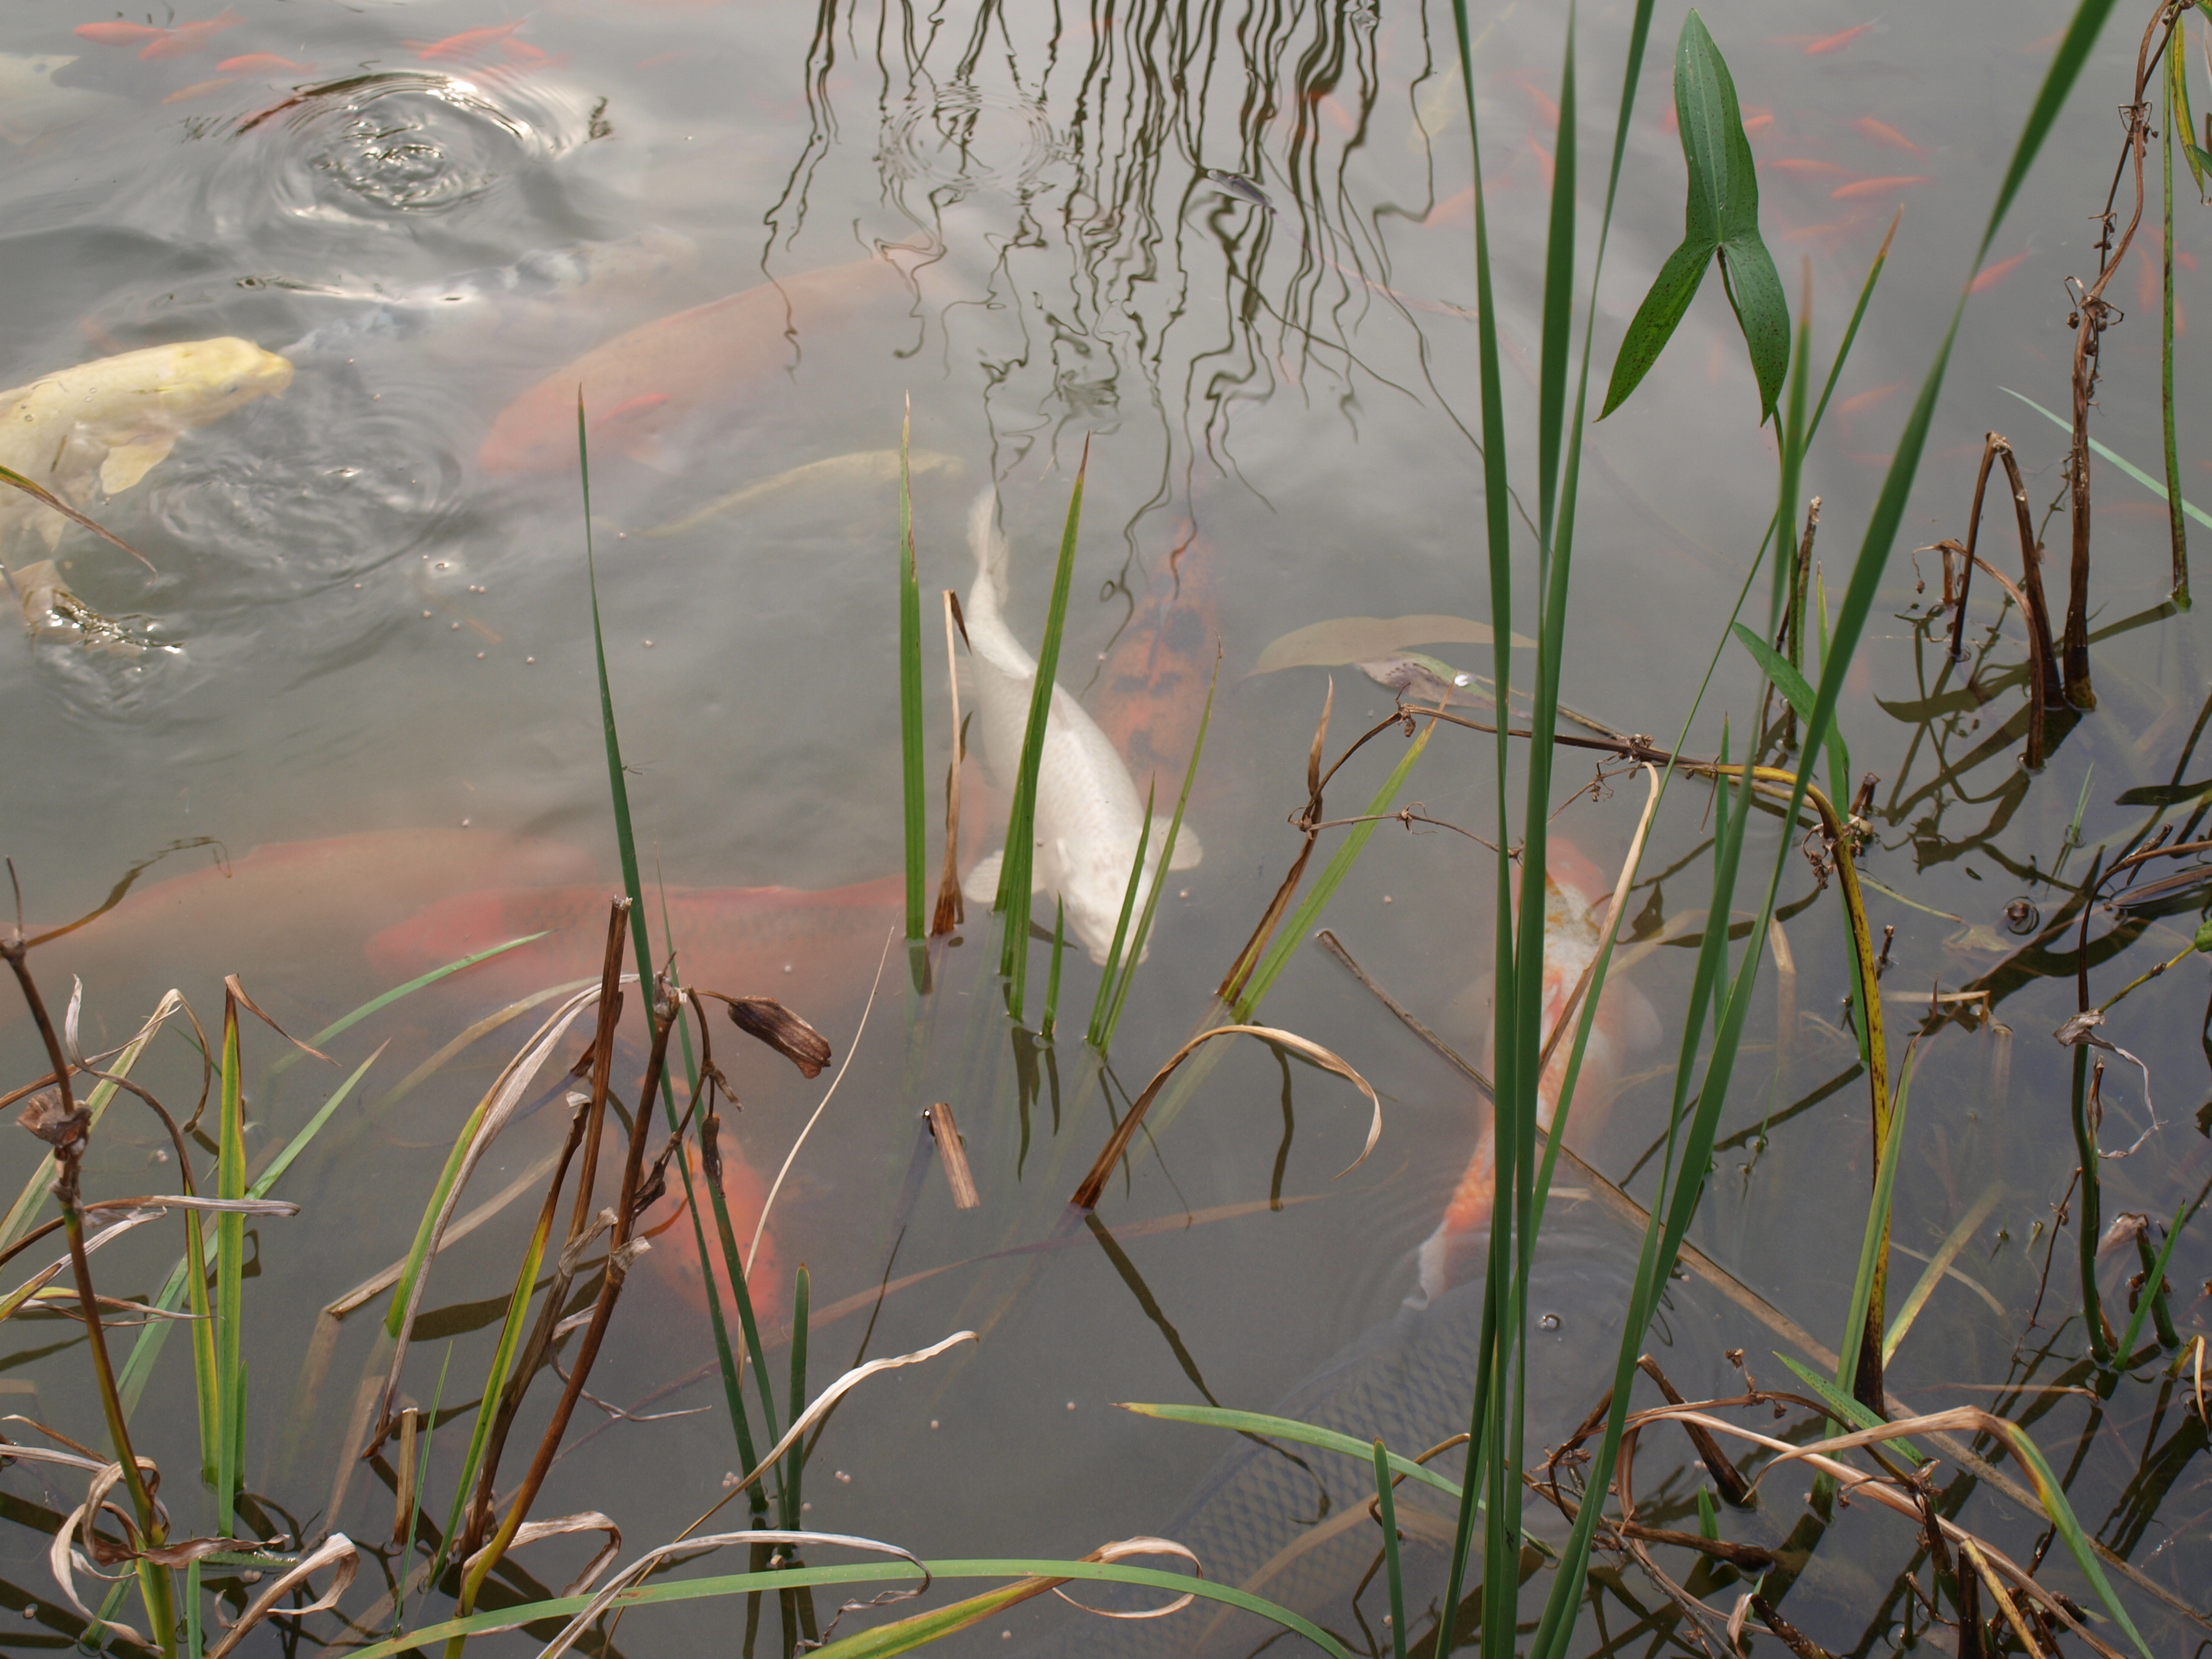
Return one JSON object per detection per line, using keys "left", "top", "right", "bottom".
{"left": 967, "top": 484, "right": 1008, "bottom": 588}
{"left": 1155, "top": 817, "right": 1202, "bottom": 872}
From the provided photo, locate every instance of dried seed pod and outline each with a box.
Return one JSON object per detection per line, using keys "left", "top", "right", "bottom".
{"left": 725, "top": 998, "right": 832, "bottom": 1079}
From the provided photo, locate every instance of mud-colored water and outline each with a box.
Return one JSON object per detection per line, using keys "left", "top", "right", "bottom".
{"left": 1, "top": 1, "right": 2207, "bottom": 1654}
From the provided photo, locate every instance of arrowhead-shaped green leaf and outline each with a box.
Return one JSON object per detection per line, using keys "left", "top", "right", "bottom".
{"left": 1598, "top": 10, "right": 1788, "bottom": 421}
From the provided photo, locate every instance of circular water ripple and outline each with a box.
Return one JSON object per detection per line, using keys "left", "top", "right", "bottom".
{"left": 223, "top": 71, "right": 595, "bottom": 223}
{"left": 880, "top": 80, "right": 1061, "bottom": 193}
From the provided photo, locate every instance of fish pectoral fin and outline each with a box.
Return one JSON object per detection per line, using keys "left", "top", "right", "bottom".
{"left": 960, "top": 849, "right": 1004, "bottom": 905}
{"left": 98, "top": 434, "right": 178, "bottom": 495}
{"left": 1157, "top": 817, "right": 1202, "bottom": 871}
{"left": 1610, "top": 977, "right": 1663, "bottom": 1053}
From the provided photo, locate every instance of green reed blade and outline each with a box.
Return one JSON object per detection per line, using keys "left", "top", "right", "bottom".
{"left": 1233, "top": 719, "right": 1434, "bottom": 1022}
{"left": 118, "top": 1043, "right": 383, "bottom": 1420}
{"left": 2001, "top": 386, "right": 2212, "bottom": 530}
{"left": 2070, "top": 1044, "right": 2113, "bottom": 1366}
{"left": 344, "top": 1560, "right": 1361, "bottom": 1659}
{"left": 269, "top": 936, "right": 547, "bottom": 1083}
{"left": 213, "top": 997, "right": 244, "bottom": 1526}
{"left": 1372, "top": 1439, "right": 1409, "bottom": 1659}
{"left": 1041, "top": 898, "right": 1065, "bottom": 1042}
{"left": 1807, "top": 212, "right": 1900, "bottom": 444}
{"left": 703, "top": 1140, "right": 781, "bottom": 1487}
{"left": 1837, "top": 1042, "right": 1920, "bottom": 1398}
{"left": 401, "top": 1343, "right": 455, "bottom": 1632}
{"left": 2113, "top": 1197, "right": 2191, "bottom": 1361}
{"left": 1085, "top": 794, "right": 1151, "bottom": 1047}
{"left": 899, "top": 404, "right": 928, "bottom": 937}
{"left": 2161, "top": 35, "right": 2190, "bottom": 606}
{"left": 577, "top": 394, "right": 657, "bottom": 1013}
{"left": 995, "top": 448, "right": 1088, "bottom": 1016}
{"left": 1771, "top": 1354, "right": 1925, "bottom": 1463}
{"left": 1535, "top": 7, "right": 1578, "bottom": 550}
{"left": 1099, "top": 655, "right": 1217, "bottom": 1053}
{"left": 782, "top": 1265, "right": 810, "bottom": 1528}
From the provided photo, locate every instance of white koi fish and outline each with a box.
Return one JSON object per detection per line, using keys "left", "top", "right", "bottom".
{"left": 959, "top": 487, "right": 1202, "bottom": 966}
{"left": 0, "top": 338, "right": 293, "bottom": 550}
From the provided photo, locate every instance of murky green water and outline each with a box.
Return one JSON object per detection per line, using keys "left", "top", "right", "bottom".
{"left": 1, "top": 0, "right": 2208, "bottom": 1654}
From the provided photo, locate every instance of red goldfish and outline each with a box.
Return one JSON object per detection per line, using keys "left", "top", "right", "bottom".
{"left": 1415, "top": 840, "right": 1658, "bottom": 1302}
{"left": 1831, "top": 175, "right": 1930, "bottom": 200}
{"left": 1969, "top": 249, "right": 2031, "bottom": 295}
{"left": 10, "top": 829, "right": 595, "bottom": 1030}
{"left": 1803, "top": 22, "right": 1874, "bottom": 55}
{"left": 1852, "top": 116, "right": 1928, "bottom": 160}
{"left": 1093, "top": 526, "right": 1221, "bottom": 793}
{"left": 640, "top": 1137, "right": 783, "bottom": 1320}
{"left": 75, "top": 9, "right": 240, "bottom": 56}
{"left": 216, "top": 53, "right": 315, "bottom": 74}
{"left": 364, "top": 877, "right": 904, "bottom": 1015}
{"left": 478, "top": 255, "right": 910, "bottom": 475}
{"left": 408, "top": 21, "right": 528, "bottom": 61}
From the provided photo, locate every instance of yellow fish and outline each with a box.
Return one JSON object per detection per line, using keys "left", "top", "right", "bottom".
{"left": 0, "top": 338, "right": 293, "bottom": 550}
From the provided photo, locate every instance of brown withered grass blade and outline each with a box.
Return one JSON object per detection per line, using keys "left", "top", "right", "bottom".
{"left": 925, "top": 1102, "right": 981, "bottom": 1209}
{"left": 933, "top": 590, "right": 967, "bottom": 936}
{"left": 1071, "top": 1024, "right": 1379, "bottom": 1210}
{"left": 222, "top": 974, "right": 335, "bottom": 1066}
{"left": 1218, "top": 681, "right": 1333, "bottom": 1004}
{"left": 0, "top": 464, "right": 157, "bottom": 574}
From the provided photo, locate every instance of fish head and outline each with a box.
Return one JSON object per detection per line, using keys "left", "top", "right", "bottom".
{"left": 153, "top": 337, "right": 293, "bottom": 425}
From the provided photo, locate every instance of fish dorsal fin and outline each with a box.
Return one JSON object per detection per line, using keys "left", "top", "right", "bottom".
{"left": 99, "top": 435, "right": 178, "bottom": 495}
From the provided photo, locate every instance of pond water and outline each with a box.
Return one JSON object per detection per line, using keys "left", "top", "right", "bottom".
{"left": 1, "top": 0, "right": 2208, "bottom": 1654}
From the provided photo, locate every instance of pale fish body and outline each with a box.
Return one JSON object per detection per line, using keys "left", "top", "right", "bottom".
{"left": 0, "top": 338, "right": 293, "bottom": 549}
{"left": 959, "top": 488, "right": 1201, "bottom": 966}
{"left": 1415, "top": 839, "right": 1658, "bottom": 1302}
{"left": 0, "top": 55, "right": 127, "bottom": 147}
{"left": 644, "top": 447, "right": 960, "bottom": 539}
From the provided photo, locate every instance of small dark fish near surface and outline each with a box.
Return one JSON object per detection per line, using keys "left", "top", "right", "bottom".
{"left": 1200, "top": 167, "right": 1275, "bottom": 214}
{"left": 277, "top": 227, "right": 698, "bottom": 360}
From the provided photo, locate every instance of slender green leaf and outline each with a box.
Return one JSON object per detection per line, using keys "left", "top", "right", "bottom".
{"left": 1373, "top": 1440, "right": 1409, "bottom": 1659}
{"left": 2001, "top": 385, "right": 2212, "bottom": 529}
{"left": 1732, "top": 623, "right": 1849, "bottom": 787}
{"left": 1771, "top": 1354, "right": 1925, "bottom": 1463}
{"left": 1837, "top": 1044, "right": 1919, "bottom": 1400}
{"left": 2112, "top": 1198, "right": 2190, "bottom": 1361}
{"left": 898, "top": 407, "right": 928, "bottom": 940}
{"left": 2174, "top": 19, "right": 2207, "bottom": 199}
{"left": 214, "top": 1000, "right": 244, "bottom": 1527}
{"left": 1234, "top": 720, "right": 1435, "bottom": 1019}
{"left": 1041, "top": 898, "right": 1066, "bottom": 1042}
{"left": 1085, "top": 794, "right": 1151, "bottom": 1047}
{"left": 1599, "top": 240, "right": 1711, "bottom": 420}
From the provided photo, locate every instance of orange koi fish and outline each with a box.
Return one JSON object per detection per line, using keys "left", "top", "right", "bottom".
{"left": 75, "top": 20, "right": 166, "bottom": 44}
{"left": 11, "top": 829, "right": 595, "bottom": 1028}
{"left": 1804, "top": 22, "right": 1874, "bottom": 55}
{"left": 1768, "top": 156, "right": 1852, "bottom": 179}
{"left": 136, "top": 8, "right": 243, "bottom": 59}
{"left": 1836, "top": 379, "right": 1907, "bottom": 417}
{"left": 1831, "top": 173, "right": 1929, "bottom": 199}
{"left": 364, "top": 877, "right": 905, "bottom": 1016}
{"left": 409, "top": 21, "right": 528, "bottom": 61}
{"left": 479, "top": 255, "right": 909, "bottom": 475}
{"left": 1415, "top": 841, "right": 1657, "bottom": 1302}
{"left": 1093, "top": 526, "right": 1221, "bottom": 793}
{"left": 1852, "top": 116, "right": 1928, "bottom": 159}
{"left": 640, "top": 1132, "right": 782, "bottom": 1320}
{"left": 216, "top": 53, "right": 315, "bottom": 73}
{"left": 1968, "top": 249, "right": 2031, "bottom": 295}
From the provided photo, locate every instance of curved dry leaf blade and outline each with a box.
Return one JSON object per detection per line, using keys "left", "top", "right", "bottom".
{"left": 466, "top": 1512, "right": 621, "bottom": 1598}
{"left": 0, "top": 464, "right": 156, "bottom": 573}
{"left": 1254, "top": 614, "right": 1529, "bottom": 674}
{"left": 201, "top": 1532, "right": 358, "bottom": 1659}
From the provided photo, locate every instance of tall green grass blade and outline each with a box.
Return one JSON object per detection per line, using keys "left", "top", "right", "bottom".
{"left": 1372, "top": 1439, "right": 1409, "bottom": 1659}
{"left": 213, "top": 1000, "right": 244, "bottom": 1526}
{"left": 577, "top": 394, "right": 657, "bottom": 1011}
{"left": 1233, "top": 721, "right": 1434, "bottom": 1021}
{"left": 1836, "top": 1042, "right": 1919, "bottom": 1398}
{"left": 2001, "top": 385, "right": 2212, "bottom": 529}
{"left": 0, "top": 995, "right": 168, "bottom": 1250}
{"left": 1098, "top": 659, "right": 1216, "bottom": 1050}
{"left": 1124, "top": 1402, "right": 1464, "bottom": 1498}
{"left": 1085, "top": 798, "right": 1151, "bottom": 1047}
{"left": 344, "top": 1560, "right": 1362, "bottom": 1659}
{"left": 703, "top": 1141, "right": 781, "bottom": 1507}
{"left": 1806, "top": 212, "right": 1900, "bottom": 443}
{"left": 899, "top": 404, "right": 929, "bottom": 937}
{"left": 1040, "top": 899, "right": 1065, "bottom": 1042}
{"left": 401, "top": 1344, "right": 455, "bottom": 1630}
{"left": 2113, "top": 1198, "right": 2190, "bottom": 1361}
{"left": 1732, "top": 624, "right": 1848, "bottom": 793}
{"left": 1535, "top": 7, "right": 1579, "bottom": 551}
{"left": 995, "top": 451, "right": 1088, "bottom": 1016}
{"left": 783, "top": 1265, "right": 809, "bottom": 1528}
{"left": 269, "top": 937, "right": 546, "bottom": 1082}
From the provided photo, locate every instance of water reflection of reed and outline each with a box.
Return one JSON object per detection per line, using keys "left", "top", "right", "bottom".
{"left": 761, "top": 0, "right": 1448, "bottom": 541}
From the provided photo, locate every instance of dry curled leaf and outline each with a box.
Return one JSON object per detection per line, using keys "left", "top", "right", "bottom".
{"left": 725, "top": 997, "right": 831, "bottom": 1078}
{"left": 16, "top": 1090, "right": 87, "bottom": 1153}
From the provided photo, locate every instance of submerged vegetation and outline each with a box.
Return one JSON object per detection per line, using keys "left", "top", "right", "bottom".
{"left": 3, "top": 1, "right": 2212, "bottom": 1657}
